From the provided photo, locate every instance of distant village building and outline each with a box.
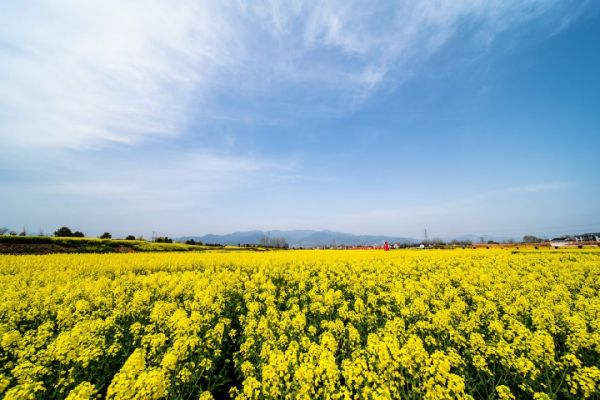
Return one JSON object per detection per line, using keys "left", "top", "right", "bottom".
{"left": 550, "top": 232, "right": 600, "bottom": 247}
{"left": 550, "top": 237, "right": 569, "bottom": 247}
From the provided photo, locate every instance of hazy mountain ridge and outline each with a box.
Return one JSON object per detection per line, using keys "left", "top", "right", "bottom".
{"left": 176, "top": 230, "right": 526, "bottom": 247}
{"left": 178, "top": 230, "right": 418, "bottom": 247}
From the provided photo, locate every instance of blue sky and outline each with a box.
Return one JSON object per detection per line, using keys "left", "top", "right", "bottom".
{"left": 1, "top": 1, "right": 599, "bottom": 239}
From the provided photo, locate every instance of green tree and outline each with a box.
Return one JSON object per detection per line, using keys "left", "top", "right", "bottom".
{"left": 54, "top": 226, "right": 73, "bottom": 237}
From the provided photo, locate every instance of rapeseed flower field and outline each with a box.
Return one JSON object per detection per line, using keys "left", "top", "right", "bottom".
{"left": 1, "top": 249, "right": 599, "bottom": 399}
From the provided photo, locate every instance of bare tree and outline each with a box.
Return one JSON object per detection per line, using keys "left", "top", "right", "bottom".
{"left": 523, "top": 235, "right": 543, "bottom": 243}
{"left": 259, "top": 235, "right": 289, "bottom": 248}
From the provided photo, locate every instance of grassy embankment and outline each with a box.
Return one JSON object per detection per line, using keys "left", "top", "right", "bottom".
{"left": 0, "top": 235, "right": 257, "bottom": 254}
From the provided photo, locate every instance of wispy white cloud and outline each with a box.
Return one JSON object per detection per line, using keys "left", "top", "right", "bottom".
{"left": 334, "top": 181, "right": 574, "bottom": 235}
{"left": 0, "top": 153, "right": 300, "bottom": 239}
{"left": 4, "top": 150, "right": 292, "bottom": 205}
{"left": 0, "top": 1, "right": 241, "bottom": 150}
{"left": 507, "top": 181, "right": 572, "bottom": 193}
{"left": 0, "top": 0, "right": 582, "bottom": 151}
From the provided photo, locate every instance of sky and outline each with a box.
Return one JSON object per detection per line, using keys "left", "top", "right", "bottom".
{"left": 1, "top": 1, "right": 599, "bottom": 239}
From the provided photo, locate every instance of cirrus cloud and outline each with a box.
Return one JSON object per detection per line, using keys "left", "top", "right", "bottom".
{"left": 0, "top": 0, "right": 586, "bottom": 151}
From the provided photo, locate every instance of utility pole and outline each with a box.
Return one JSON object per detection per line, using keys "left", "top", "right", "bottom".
{"left": 423, "top": 229, "right": 428, "bottom": 243}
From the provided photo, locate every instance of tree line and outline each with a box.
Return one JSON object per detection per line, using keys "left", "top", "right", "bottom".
{"left": 2, "top": 226, "right": 580, "bottom": 247}
{"left": 0, "top": 226, "right": 176, "bottom": 244}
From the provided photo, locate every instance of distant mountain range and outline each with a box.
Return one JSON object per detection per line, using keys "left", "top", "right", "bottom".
{"left": 177, "top": 230, "right": 419, "bottom": 248}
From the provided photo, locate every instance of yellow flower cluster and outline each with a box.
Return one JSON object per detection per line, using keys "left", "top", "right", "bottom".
{"left": 1, "top": 249, "right": 599, "bottom": 399}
